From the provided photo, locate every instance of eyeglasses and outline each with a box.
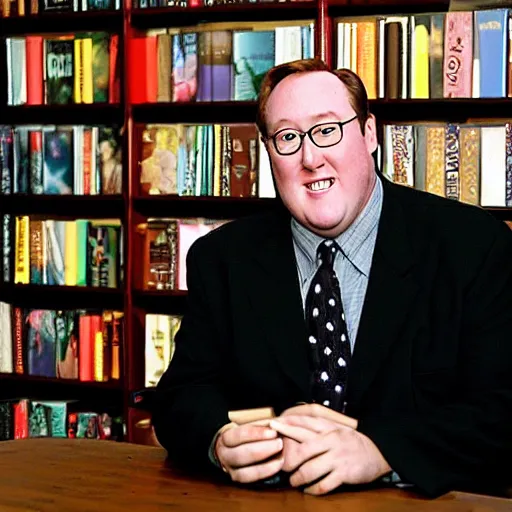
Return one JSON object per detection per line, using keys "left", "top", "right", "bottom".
{"left": 266, "top": 115, "right": 359, "bottom": 156}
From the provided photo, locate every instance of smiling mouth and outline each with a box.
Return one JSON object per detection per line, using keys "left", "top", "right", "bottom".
{"left": 306, "top": 178, "right": 334, "bottom": 192}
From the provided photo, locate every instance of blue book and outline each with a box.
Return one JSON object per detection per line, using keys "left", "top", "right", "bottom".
{"left": 26, "top": 310, "right": 57, "bottom": 378}
{"left": 233, "top": 31, "right": 275, "bottom": 101}
{"left": 43, "top": 128, "right": 73, "bottom": 195}
{"left": 476, "top": 9, "right": 509, "bottom": 98}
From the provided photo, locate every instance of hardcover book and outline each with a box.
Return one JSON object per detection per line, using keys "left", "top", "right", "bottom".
{"left": 233, "top": 31, "right": 275, "bottom": 101}
{"left": 45, "top": 39, "right": 74, "bottom": 105}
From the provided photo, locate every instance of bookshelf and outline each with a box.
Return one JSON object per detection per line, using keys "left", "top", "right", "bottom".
{"left": 1, "top": 0, "right": 512, "bottom": 444}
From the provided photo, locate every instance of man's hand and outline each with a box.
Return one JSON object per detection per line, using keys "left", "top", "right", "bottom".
{"left": 270, "top": 414, "right": 391, "bottom": 495}
{"left": 215, "top": 423, "right": 284, "bottom": 484}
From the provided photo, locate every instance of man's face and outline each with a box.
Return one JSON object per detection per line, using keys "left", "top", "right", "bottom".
{"left": 265, "top": 71, "right": 378, "bottom": 238}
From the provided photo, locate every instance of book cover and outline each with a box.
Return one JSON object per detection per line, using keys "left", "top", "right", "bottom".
{"left": 233, "top": 31, "right": 275, "bottom": 101}
{"left": 475, "top": 9, "right": 508, "bottom": 98}
{"left": 55, "top": 310, "right": 78, "bottom": 379}
{"left": 211, "top": 30, "right": 232, "bottom": 101}
{"left": 443, "top": 12, "right": 473, "bottom": 98}
{"left": 98, "top": 126, "right": 122, "bottom": 194}
{"left": 45, "top": 39, "right": 74, "bottom": 105}
{"left": 43, "top": 128, "right": 74, "bottom": 194}
{"left": 26, "top": 309, "right": 57, "bottom": 378}
{"left": 92, "top": 32, "right": 110, "bottom": 102}
{"left": 45, "top": 220, "right": 66, "bottom": 286}
{"left": 140, "top": 125, "right": 180, "bottom": 195}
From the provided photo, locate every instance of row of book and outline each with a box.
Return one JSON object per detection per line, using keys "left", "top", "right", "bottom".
{"left": 1, "top": 216, "right": 123, "bottom": 288}
{"left": 0, "top": 0, "right": 120, "bottom": 18}
{"left": 0, "top": 125, "right": 122, "bottom": 196}
{"left": 130, "top": 22, "right": 314, "bottom": 103}
{"left": 145, "top": 313, "right": 181, "bottom": 387}
{"left": 381, "top": 122, "right": 512, "bottom": 207}
{"left": 135, "top": 0, "right": 311, "bottom": 8}
{"left": 0, "top": 303, "right": 123, "bottom": 381}
{"left": 336, "top": 9, "right": 512, "bottom": 100}
{"left": 135, "top": 217, "right": 229, "bottom": 291}
{"left": 0, "top": 399, "right": 123, "bottom": 441}
{"left": 7, "top": 33, "right": 120, "bottom": 106}
{"left": 139, "top": 123, "right": 275, "bottom": 198}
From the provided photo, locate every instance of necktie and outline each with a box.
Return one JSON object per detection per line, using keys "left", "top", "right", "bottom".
{"left": 305, "top": 240, "right": 351, "bottom": 412}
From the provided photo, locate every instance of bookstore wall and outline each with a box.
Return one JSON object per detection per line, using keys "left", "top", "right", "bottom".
{"left": 0, "top": 0, "right": 511, "bottom": 444}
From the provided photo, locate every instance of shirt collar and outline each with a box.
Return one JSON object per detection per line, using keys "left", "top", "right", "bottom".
{"left": 291, "top": 176, "right": 383, "bottom": 277}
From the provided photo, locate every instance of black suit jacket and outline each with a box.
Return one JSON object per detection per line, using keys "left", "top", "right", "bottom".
{"left": 153, "top": 177, "right": 512, "bottom": 498}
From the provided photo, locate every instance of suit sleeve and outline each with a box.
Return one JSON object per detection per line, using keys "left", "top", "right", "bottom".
{"left": 358, "top": 222, "right": 512, "bottom": 498}
{"left": 152, "top": 239, "right": 230, "bottom": 471}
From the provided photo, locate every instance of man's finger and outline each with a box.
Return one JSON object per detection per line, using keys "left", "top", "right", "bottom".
{"left": 303, "top": 470, "right": 344, "bottom": 496}
{"left": 269, "top": 419, "right": 317, "bottom": 442}
{"left": 222, "top": 424, "right": 277, "bottom": 448}
{"left": 229, "top": 455, "right": 285, "bottom": 484}
{"left": 219, "top": 437, "right": 283, "bottom": 468}
{"left": 289, "top": 450, "right": 333, "bottom": 489}
{"left": 281, "top": 403, "right": 358, "bottom": 429}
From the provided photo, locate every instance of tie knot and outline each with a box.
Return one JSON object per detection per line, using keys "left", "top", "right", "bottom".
{"left": 317, "top": 240, "right": 338, "bottom": 268}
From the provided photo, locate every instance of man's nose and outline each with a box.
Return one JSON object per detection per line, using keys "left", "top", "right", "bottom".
{"left": 301, "top": 136, "right": 324, "bottom": 171}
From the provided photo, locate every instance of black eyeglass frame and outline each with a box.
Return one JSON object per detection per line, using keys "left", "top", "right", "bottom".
{"left": 265, "top": 114, "right": 359, "bottom": 156}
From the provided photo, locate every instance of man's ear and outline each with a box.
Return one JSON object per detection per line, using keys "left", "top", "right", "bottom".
{"left": 364, "top": 114, "right": 378, "bottom": 155}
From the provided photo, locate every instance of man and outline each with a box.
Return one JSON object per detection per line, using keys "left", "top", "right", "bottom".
{"left": 153, "top": 59, "right": 512, "bottom": 498}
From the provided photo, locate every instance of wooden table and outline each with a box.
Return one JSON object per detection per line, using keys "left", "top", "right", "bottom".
{"left": 0, "top": 439, "right": 510, "bottom": 512}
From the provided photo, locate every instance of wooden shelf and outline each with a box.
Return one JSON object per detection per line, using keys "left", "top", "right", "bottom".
{"left": 0, "top": 10, "right": 123, "bottom": 36}
{"left": 370, "top": 99, "right": 512, "bottom": 123}
{"left": 134, "top": 99, "right": 512, "bottom": 125}
{"left": 329, "top": 0, "right": 449, "bottom": 16}
{"left": 0, "top": 104, "right": 123, "bottom": 125}
{"left": 0, "top": 373, "right": 123, "bottom": 403}
{"left": 132, "top": 195, "right": 278, "bottom": 219}
{"left": 132, "top": 101, "right": 258, "bottom": 124}
{"left": 131, "top": 2, "right": 317, "bottom": 28}
{"left": 132, "top": 289, "right": 188, "bottom": 314}
{"left": 0, "top": 284, "right": 125, "bottom": 310}
{"left": 0, "top": 194, "right": 125, "bottom": 218}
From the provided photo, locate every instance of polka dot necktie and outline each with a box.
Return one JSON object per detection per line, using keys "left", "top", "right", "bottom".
{"left": 305, "top": 240, "right": 351, "bottom": 413}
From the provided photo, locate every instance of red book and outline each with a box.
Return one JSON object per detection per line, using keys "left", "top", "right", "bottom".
{"left": 25, "top": 36, "right": 43, "bottom": 105}
{"left": 13, "top": 307, "right": 23, "bottom": 375}
{"left": 109, "top": 34, "right": 120, "bottom": 104}
{"left": 129, "top": 36, "right": 157, "bottom": 104}
{"left": 79, "top": 315, "right": 94, "bottom": 382}
{"left": 13, "top": 400, "right": 29, "bottom": 439}
{"left": 145, "top": 36, "right": 158, "bottom": 104}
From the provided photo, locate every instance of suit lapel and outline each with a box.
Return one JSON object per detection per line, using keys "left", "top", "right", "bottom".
{"left": 347, "top": 179, "right": 419, "bottom": 409}
{"left": 237, "top": 213, "right": 311, "bottom": 399}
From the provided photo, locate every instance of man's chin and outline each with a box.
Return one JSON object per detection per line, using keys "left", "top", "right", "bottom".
{"left": 305, "top": 217, "right": 346, "bottom": 238}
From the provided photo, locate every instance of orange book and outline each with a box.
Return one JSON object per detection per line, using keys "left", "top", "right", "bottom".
{"left": 356, "top": 21, "right": 377, "bottom": 100}
{"left": 79, "top": 315, "right": 94, "bottom": 382}
{"left": 25, "top": 36, "right": 43, "bottom": 105}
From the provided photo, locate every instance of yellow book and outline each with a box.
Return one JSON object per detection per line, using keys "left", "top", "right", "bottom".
{"left": 356, "top": 20, "right": 377, "bottom": 100}
{"left": 213, "top": 124, "right": 222, "bottom": 197}
{"left": 74, "top": 39, "right": 82, "bottom": 104}
{"left": 94, "top": 330, "right": 104, "bottom": 382}
{"left": 412, "top": 22, "right": 429, "bottom": 99}
{"left": 64, "top": 221, "right": 77, "bottom": 286}
{"left": 81, "top": 38, "right": 94, "bottom": 104}
{"left": 14, "top": 216, "right": 30, "bottom": 285}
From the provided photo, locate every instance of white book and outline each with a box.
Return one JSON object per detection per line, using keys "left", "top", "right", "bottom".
{"left": 480, "top": 126, "right": 506, "bottom": 206}
{"left": 258, "top": 138, "right": 276, "bottom": 199}
{"left": 336, "top": 22, "right": 345, "bottom": 69}
{"left": 0, "top": 302, "right": 13, "bottom": 374}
